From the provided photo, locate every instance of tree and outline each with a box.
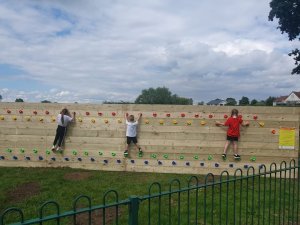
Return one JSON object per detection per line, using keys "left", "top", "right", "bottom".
{"left": 0, "top": 95, "right": 2, "bottom": 102}
{"left": 265, "top": 96, "right": 276, "bottom": 106}
{"left": 198, "top": 101, "right": 205, "bottom": 105}
{"left": 15, "top": 98, "right": 24, "bottom": 102}
{"left": 239, "top": 96, "right": 249, "bottom": 106}
{"left": 250, "top": 99, "right": 258, "bottom": 105}
{"left": 269, "top": 0, "right": 300, "bottom": 74}
{"left": 225, "top": 97, "right": 237, "bottom": 106}
{"left": 135, "top": 87, "right": 193, "bottom": 105}
{"left": 41, "top": 100, "right": 51, "bottom": 103}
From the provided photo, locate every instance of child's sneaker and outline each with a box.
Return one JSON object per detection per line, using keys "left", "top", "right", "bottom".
{"left": 124, "top": 150, "right": 129, "bottom": 157}
{"left": 51, "top": 145, "right": 56, "bottom": 151}
{"left": 234, "top": 154, "right": 241, "bottom": 160}
{"left": 222, "top": 154, "right": 227, "bottom": 160}
{"left": 56, "top": 147, "right": 63, "bottom": 152}
{"left": 138, "top": 148, "right": 143, "bottom": 156}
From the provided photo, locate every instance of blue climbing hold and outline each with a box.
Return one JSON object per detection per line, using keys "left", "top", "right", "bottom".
{"left": 13, "top": 156, "right": 18, "bottom": 160}
{"left": 244, "top": 165, "right": 248, "bottom": 169}
{"left": 229, "top": 163, "right": 234, "bottom": 168}
{"left": 117, "top": 159, "right": 121, "bottom": 164}
{"left": 144, "top": 160, "right": 148, "bottom": 165}
{"left": 90, "top": 158, "right": 95, "bottom": 162}
{"left": 38, "top": 156, "right": 43, "bottom": 161}
{"left": 0, "top": 156, "right": 4, "bottom": 160}
{"left": 200, "top": 162, "right": 205, "bottom": 167}
{"left": 25, "top": 156, "right": 31, "bottom": 160}
{"left": 186, "top": 162, "right": 190, "bottom": 166}
{"left": 78, "top": 158, "right": 82, "bottom": 161}
{"left": 172, "top": 161, "right": 176, "bottom": 166}
{"left": 64, "top": 157, "right": 69, "bottom": 161}
{"left": 130, "top": 159, "right": 135, "bottom": 164}
{"left": 158, "top": 161, "right": 162, "bottom": 165}
{"left": 51, "top": 157, "right": 56, "bottom": 161}
{"left": 104, "top": 159, "right": 108, "bottom": 164}
{"left": 215, "top": 163, "right": 219, "bottom": 168}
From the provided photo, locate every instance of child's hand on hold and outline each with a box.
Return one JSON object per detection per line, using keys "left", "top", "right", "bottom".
{"left": 139, "top": 113, "right": 142, "bottom": 117}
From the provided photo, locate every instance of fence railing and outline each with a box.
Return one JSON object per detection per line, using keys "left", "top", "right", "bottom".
{"left": 1, "top": 160, "right": 299, "bottom": 225}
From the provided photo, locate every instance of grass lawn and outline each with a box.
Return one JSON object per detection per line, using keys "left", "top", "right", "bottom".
{"left": 1, "top": 165, "right": 299, "bottom": 225}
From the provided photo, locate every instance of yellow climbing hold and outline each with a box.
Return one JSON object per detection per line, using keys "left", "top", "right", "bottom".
{"left": 200, "top": 120, "right": 206, "bottom": 125}
{"left": 259, "top": 122, "right": 265, "bottom": 127}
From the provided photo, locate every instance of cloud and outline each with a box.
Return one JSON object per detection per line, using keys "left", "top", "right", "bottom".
{"left": 0, "top": 0, "right": 299, "bottom": 104}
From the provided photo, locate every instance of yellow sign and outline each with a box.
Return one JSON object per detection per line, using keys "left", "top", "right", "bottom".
{"left": 279, "top": 127, "right": 295, "bottom": 150}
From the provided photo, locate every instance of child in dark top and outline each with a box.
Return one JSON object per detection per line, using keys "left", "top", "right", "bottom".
{"left": 52, "top": 108, "right": 76, "bottom": 152}
{"left": 124, "top": 113, "right": 142, "bottom": 155}
{"left": 215, "top": 109, "right": 249, "bottom": 160}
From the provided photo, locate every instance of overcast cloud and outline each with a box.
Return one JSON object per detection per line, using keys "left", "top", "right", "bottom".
{"left": 0, "top": 0, "right": 299, "bottom": 103}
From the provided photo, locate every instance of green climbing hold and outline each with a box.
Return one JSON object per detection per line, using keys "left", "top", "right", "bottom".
{"left": 193, "top": 155, "right": 199, "bottom": 160}
{"left": 208, "top": 155, "right": 213, "bottom": 160}
{"left": 6, "top": 148, "right": 12, "bottom": 153}
{"left": 84, "top": 151, "right": 89, "bottom": 156}
{"left": 250, "top": 156, "right": 256, "bottom": 162}
{"left": 179, "top": 155, "right": 184, "bottom": 160}
{"left": 151, "top": 154, "right": 157, "bottom": 158}
{"left": 111, "top": 152, "right": 116, "bottom": 157}
{"left": 72, "top": 150, "right": 77, "bottom": 156}
{"left": 46, "top": 150, "right": 51, "bottom": 155}
{"left": 99, "top": 151, "right": 103, "bottom": 156}
{"left": 163, "top": 154, "right": 168, "bottom": 159}
{"left": 19, "top": 148, "right": 25, "bottom": 153}
{"left": 33, "top": 149, "right": 38, "bottom": 154}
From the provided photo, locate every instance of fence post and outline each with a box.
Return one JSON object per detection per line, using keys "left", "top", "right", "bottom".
{"left": 128, "top": 195, "right": 139, "bottom": 225}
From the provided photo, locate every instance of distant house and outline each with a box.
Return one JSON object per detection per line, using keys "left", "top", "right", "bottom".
{"left": 273, "top": 91, "right": 300, "bottom": 106}
{"left": 207, "top": 98, "right": 227, "bottom": 106}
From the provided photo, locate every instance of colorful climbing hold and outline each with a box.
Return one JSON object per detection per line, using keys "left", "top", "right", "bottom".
{"left": 91, "top": 119, "right": 96, "bottom": 123}
{"left": 72, "top": 150, "right": 77, "bottom": 156}
{"left": 200, "top": 162, "right": 205, "bottom": 167}
{"left": 19, "top": 148, "right": 25, "bottom": 153}
{"left": 84, "top": 151, "right": 89, "bottom": 156}
{"left": 250, "top": 156, "right": 256, "bottom": 162}
{"left": 13, "top": 156, "right": 18, "bottom": 160}
{"left": 153, "top": 113, "right": 157, "bottom": 117}
{"left": 38, "top": 156, "right": 44, "bottom": 161}
{"left": 46, "top": 150, "right": 51, "bottom": 155}
{"left": 258, "top": 122, "right": 265, "bottom": 127}
{"left": 186, "top": 121, "right": 192, "bottom": 125}
{"left": 172, "top": 120, "right": 178, "bottom": 125}
{"left": 163, "top": 154, "right": 168, "bottom": 159}
{"left": 0, "top": 116, "right": 4, "bottom": 120}
{"left": 172, "top": 161, "right": 176, "bottom": 165}
{"left": 118, "top": 119, "right": 122, "bottom": 123}
{"left": 25, "top": 116, "right": 31, "bottom": 121}
{"left": 193, "top": 155, "right": 199, "bottom": 160}
{"left": 253, "top": 115, "right": 258, "bottom": 120}
{"left": 208, "top": 155, "right": 213, "bottom": 160}
{"left": 144, "top": 119, "right": 150, "bottom": 124}
{"left": 130, "top": 159, "right": 135, "bottom": 164}
{"left": 158, "top": 161, "right": 162, "bottom": 165}
{"left": 98, "top": 112, "right": 103, "bottom": 116}
{"left": 64, "top": 157, "right": 69, "bottom": 161}
{"left": 117, "top": 159, "right": 121, "bottom": 163}
{"left": 166, "top": 113, "right": 171, "bottom": 117}
{"left": 19, "top": 110, "right": 23, "bottom": 114}
{"left": 111, "top": 152, "right": 116, "bottom": 157}
{"left": 104, "top": 159, "right": 108, "bottom": 164}
{"left": 85, "top": 112, "right": 90, "bottom": 116}
{"left": 151, "top": 154, "right": 157, "bottom": 158}
{"left": 78, "top": 158, "right": 82, "bottom": 161}
{"left": 7, "top": 109, "right": 11, "bottom": 114}
{"left": 33, "top": 149, "right": 38, "bottom": 154}
{"left": 200, "top": 120, "right": 206, "bottom": 126}
{"left": 159, "top": 120, "right": 164, "bottom": 125}
{"left": 6, "top": 148, "right": 12, "bottom": 153}
{"left": 208, "top": 114, "right": 213, "bottom": 119}
{"left": 224, "top": 114, "right": 228, "bottom": 119}
{"left": 12, "top": 116, "right": 17, "bottom": 121}
{"left": 181, "top": 113, "right": 185, "bottom": 118}
{"left": 144, "top": 160, "right": 149, "bottom": 165}
{"left": 271, "top": 129, "right": 276, "bottom": 134}
{"left": 25, "top": 156, "right": 31, "bottom": 160}
{"left": 45, "top": 110, "right": 50, "bottom": 115}
{"left": 112, "top": 112, "right": 116, "bottom": 116}
{"left": 90, "top": 158, "right": 95, "bottom": 162}
{"left": 104, "top": 119, "right": 109, "bottom": 124}
{"left": 99, "top": 151, "right": 103, "bottom": 156}
{"left": 194, "top": 114, "right": 199, "bottom": 118}
{"left": 179, "top": 155, "right": 184, "bottom": 160}
{"left": 78, "top": 117, "right": 83, "bottom": 122}
{"left": 186, "top": 162, "right": 190, "bottom": 166}
{"left": 33, "top": 110, "right": 37, "bottom": 115}
{"left": 39, "top": 118, "right": 44, "bottom": 122}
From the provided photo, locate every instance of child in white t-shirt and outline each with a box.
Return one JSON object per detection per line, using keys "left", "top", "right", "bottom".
{"left": 52, "top": 108, "right": 75, "bottom": 152}
{"left": 124, "top": 113, "right": 142, "bottom": 156}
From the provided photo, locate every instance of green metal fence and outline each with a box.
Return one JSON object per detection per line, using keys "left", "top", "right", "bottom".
{"left": 1, "top": 160, "right": 299, "bottom": 225}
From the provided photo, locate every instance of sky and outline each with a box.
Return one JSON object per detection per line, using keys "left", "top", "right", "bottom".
{"left": 0, "top": 0, "right": 299, "bottom": 104}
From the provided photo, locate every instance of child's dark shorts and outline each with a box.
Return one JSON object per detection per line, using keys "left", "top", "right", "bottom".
{"left": 227, "top": 136, "right": 239, "bottom": 141}
{"left": 127, "top": 136, "right": 138, "bottom": 144}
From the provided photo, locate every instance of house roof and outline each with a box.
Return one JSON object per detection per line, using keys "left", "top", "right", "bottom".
{"left": 207, "top": 98, "right": 226, "bottom": 105}
{"left": 291, "top": 91, "right": 300, "bottom": 98}
{"left": 274, "top": 96, "right": 288, "bottom": 103}
{"left": 274, "top": 91, "right": 300, "bottom": 102}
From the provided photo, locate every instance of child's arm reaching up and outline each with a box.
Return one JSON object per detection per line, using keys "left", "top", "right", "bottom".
{"left": 137, "top": 113, "right": 142, "bottom": 121}
{"left": 242, "top": 121, "right": 250, "bottom": 126}
{"left": 215, "top": 121, "right": 225, "bottom": 126}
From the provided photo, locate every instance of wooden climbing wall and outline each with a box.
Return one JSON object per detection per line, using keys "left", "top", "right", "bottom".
{"left": 0, "top": 103, "right": 299, "bottom": 175}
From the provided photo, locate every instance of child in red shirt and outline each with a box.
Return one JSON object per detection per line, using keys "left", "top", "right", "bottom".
{"left": 215, "top": 109, "right": 249, "bottom": 160}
